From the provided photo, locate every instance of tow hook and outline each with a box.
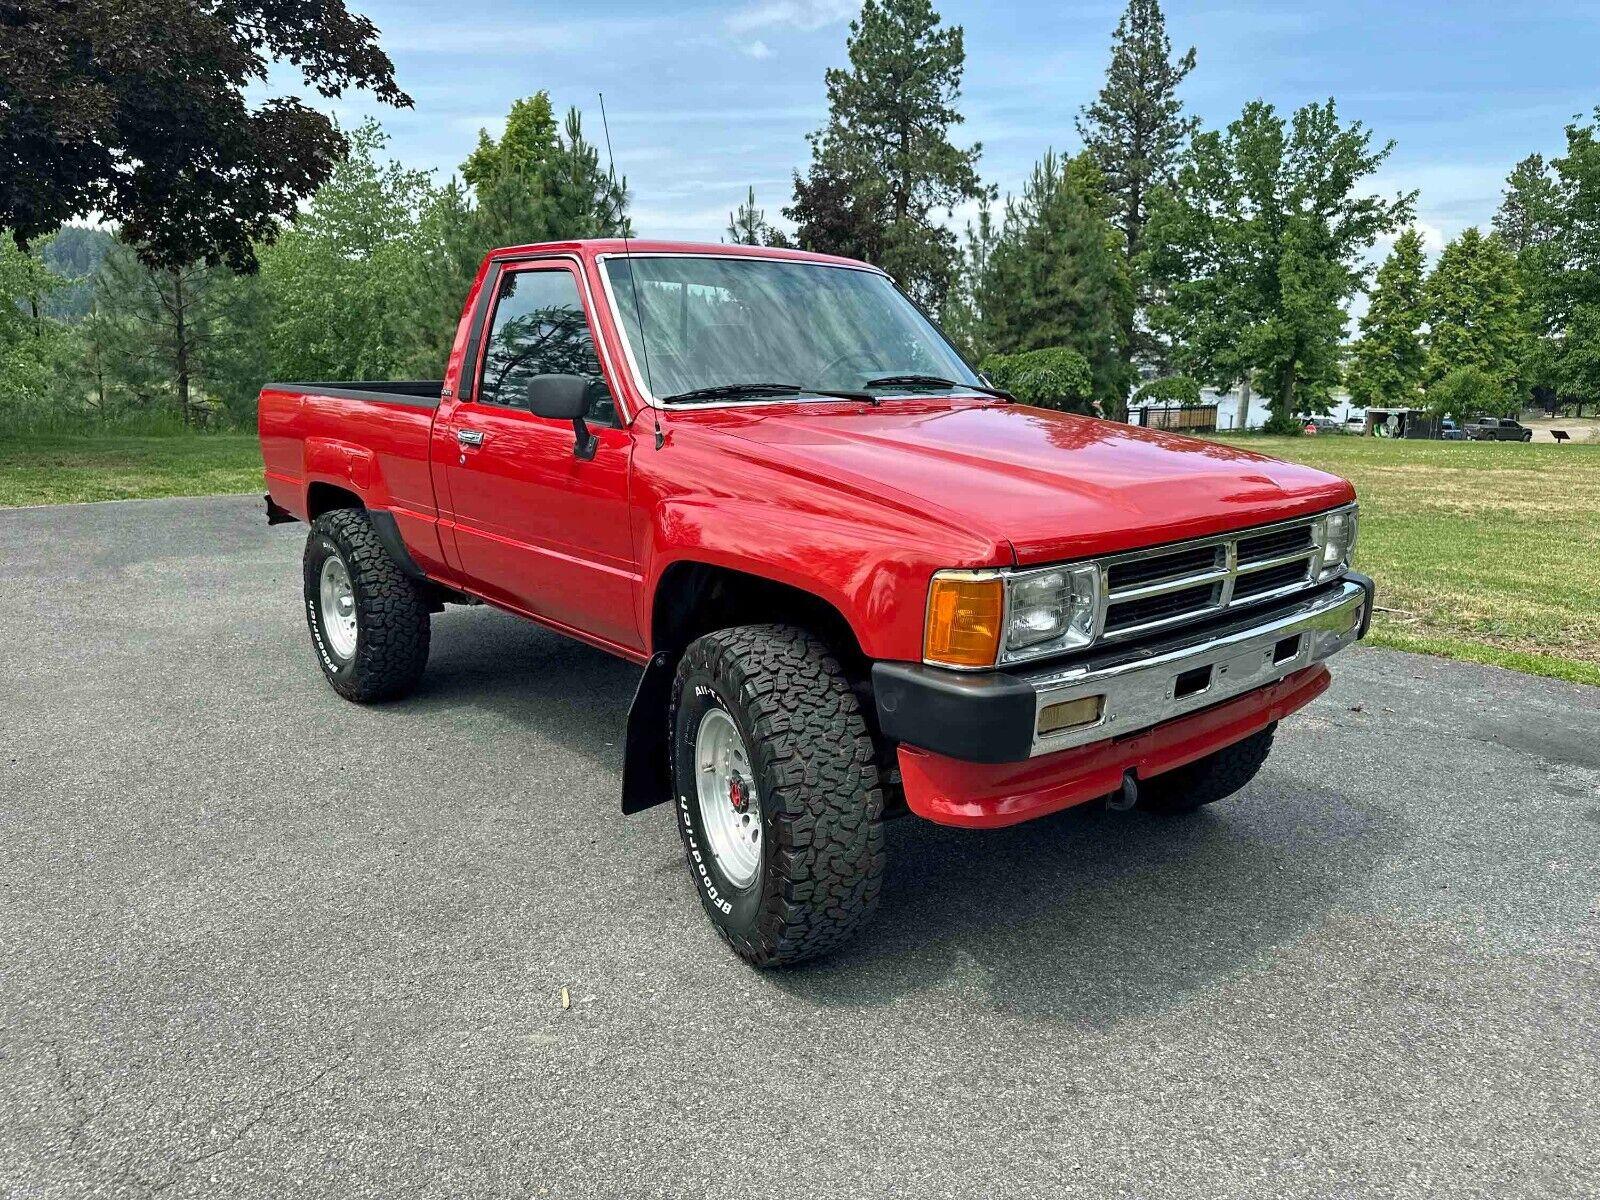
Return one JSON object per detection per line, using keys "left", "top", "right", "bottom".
{"left": 1107, "top": 769, "right": 1140, "bottom": 812}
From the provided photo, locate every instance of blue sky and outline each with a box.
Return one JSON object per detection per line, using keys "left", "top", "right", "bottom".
{"left": 292, "top": 0, "right": 1600, "bottom": 253}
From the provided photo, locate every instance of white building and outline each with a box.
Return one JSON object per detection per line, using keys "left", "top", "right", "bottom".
{"left": 1130, "top": 387, "right": 1365, "bottom": 431}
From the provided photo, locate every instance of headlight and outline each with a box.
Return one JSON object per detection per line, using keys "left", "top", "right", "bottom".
{"left": 1317, "top": 507, "right": 1359, "bottom": 580}
{"left": 1002, "top": 563, "right": 1100, "bottom": 660}
{"left": 924, "top": 563, "right": 1101, "bottom": 669}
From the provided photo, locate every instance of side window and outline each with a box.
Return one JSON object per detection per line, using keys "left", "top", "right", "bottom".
{"left": 477, "top": 269, "right": 616, "bottom": 424}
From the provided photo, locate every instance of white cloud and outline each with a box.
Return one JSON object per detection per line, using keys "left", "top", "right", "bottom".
{"left": 743, "top": 39, "right": 774, "bottom": 59}
{"left": 725, "top": 0, "right": 856, "bottom": 35}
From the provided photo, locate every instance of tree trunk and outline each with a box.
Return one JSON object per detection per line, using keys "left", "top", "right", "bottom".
{"left": 1239, "top": 378, "right": 1252, "bottom": 429}
{"left": 172, "top": 269, "right": 191, "bottom": 426}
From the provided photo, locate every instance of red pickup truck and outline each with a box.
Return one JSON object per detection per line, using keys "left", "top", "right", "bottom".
{"left": 259, "top": 239, "right": 1372, "bottom": 966}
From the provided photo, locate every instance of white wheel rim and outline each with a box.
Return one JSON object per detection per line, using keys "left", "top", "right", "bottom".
{"left": 694, "top": 708, "right": 761, "bottom": 889}
{"left": 318, "top": 554, "right": 358, "bottom": 660}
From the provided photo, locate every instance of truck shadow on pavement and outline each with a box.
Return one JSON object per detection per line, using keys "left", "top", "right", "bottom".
{"left": 416, "top": 612, "right": 1391, "bottom": 1026}
{"left": 773, "top": 782, "right": 1392, "bottom": 1024}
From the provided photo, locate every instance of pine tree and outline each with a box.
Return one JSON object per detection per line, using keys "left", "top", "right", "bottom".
{"left": 786, "top": 0, "right": 990, "bottom": 308}
{"left": 727, "top": 187, "right": 779, "bottom": 246}
{"left": 1423, "top": 227, "right": 1528, "bottom": 406}
{"left": 1077, "top": 0, "right": 1196, "bottom": 373}
{"left": 1346, "top": 228, "right": 1427, "bottom": 409}
{"left": 975, "top": 151, "right": 1133, "bottom": 415}
{"left": 1494, "top": 154, "right": 1563, "bottom": 256}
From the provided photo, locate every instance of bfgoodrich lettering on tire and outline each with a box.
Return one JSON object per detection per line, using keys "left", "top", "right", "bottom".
{"left": 302, "top": 508, "right": 430, "bottom": 703}
{"left": 670, "top": 624, "right": 885, "bottom": 967}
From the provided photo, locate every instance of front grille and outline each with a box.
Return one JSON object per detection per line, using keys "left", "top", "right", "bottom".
{"left": 1107, "top": 544, "right": 1221, "bottom": 591}
{"left": 1232, "top": 559, "right": 1311, "bottom": 599}
{"left": 1097, "top": 512, "right": 1327, "bottom": 642}
{"left": 1103, "top": 582, "right": 1220, "bottom": 632}
{"left": 1238, "top": 524, "right": 1312, "bottom": 563}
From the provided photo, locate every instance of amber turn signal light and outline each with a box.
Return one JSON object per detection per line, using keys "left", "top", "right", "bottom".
{"left": 925, "top": 573, "right": 1003, "bottom": 668}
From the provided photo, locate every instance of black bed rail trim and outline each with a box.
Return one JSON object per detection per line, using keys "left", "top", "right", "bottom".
{"left": 264, "top": 381, "right": 443, "bottom": 409}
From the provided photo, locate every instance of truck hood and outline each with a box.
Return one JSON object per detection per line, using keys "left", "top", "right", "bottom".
{"left": 704, "top": 400, "right": 1356, "bottom": 565}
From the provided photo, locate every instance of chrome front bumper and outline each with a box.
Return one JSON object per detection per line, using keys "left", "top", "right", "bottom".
{"left": 872, "top": 575, "right": 1372, "bottom": 764}
{"left": 1022, "top": 577, "right": 1368, "bottom": 756}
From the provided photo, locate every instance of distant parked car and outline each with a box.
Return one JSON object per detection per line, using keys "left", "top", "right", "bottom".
{"left": 1440, "top": 418, "right": 1467, "bottom": 441}
{"left": 1302, "top": 416, "right": 1341, "bottom": 435}
{"left": 1465, "top": 417, "right": 1533, "bottom": 442}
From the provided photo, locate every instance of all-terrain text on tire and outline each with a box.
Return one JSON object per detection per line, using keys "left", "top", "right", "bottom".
{"left": 302, "top": 508, "right": 431, "bottom": 703}
{"left": 669, "top": 625, "right": 885, "bottom": 967}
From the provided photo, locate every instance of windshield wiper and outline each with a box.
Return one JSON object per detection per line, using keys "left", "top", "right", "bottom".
{"left": 659, "top": 382, "right": 876, "bottom": 405}
{"left": 864, "top": 374, "right": 1014, "bottom": 401}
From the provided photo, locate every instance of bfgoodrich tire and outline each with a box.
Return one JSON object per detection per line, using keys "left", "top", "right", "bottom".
{"left": 670, "top": 625, "right": 885, "bottom": 967}
{"left": 303, "top": 508, "right": 430, "bottom": 703}
{"left": 1137, "top": 723, "right": 1277, "bottom": 816}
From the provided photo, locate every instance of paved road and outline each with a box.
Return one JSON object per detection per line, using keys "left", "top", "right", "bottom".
{"left": 2, "top": 495, "right": 1597, "bottom": 1199}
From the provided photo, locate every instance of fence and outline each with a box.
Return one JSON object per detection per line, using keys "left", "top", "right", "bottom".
{"left": 1130, "top": 404, "right": 1219, "bottom": 433}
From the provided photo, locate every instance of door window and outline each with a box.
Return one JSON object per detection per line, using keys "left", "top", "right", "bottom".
{"left": 477, "top": 269, "right": 616, "bottom": 424}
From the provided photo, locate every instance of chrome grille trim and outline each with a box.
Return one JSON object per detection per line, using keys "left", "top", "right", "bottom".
{"left": 1095, "top": 509, "right": 1344, "bottom": 644}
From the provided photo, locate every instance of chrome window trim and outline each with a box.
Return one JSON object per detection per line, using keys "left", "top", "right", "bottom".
{"left": 469, "top": 251, "right": 635, "bottom": 425}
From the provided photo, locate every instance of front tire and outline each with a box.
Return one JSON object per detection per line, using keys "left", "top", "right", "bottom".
{"left": 1138, "top": 724, "right": 1277, "bottom": 816}
{"left": 303, "top": 508, "right": 431, "bottom": 703}
{"left": 670, "top": 625, "right": 885, "bottom": 967}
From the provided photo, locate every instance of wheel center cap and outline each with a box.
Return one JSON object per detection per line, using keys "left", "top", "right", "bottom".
{"left": 728, "top": 775, "right": 751, "bottom": 813}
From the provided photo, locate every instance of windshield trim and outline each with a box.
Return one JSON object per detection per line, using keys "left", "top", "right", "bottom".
{"left": 594, "top": 251, "right": 983, "bottom": 410}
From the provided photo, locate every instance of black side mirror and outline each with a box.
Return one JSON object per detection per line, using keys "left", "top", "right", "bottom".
{"left": 526, "top": 374, "right": 597, "bottom": 460}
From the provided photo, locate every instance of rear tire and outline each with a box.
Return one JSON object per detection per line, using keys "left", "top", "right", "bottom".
{"left": 303, "top": 508, "right": 430, "bottom": 703}
{"left": 1138, "top": 724, "right": 1277, "bottom": 816}
{"left": 670, "top": 624, "right": 885, "bottom": 967}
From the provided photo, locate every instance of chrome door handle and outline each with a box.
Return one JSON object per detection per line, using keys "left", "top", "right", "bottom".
{"left": 456, "top": 429, "right": 486, "bottom": 448}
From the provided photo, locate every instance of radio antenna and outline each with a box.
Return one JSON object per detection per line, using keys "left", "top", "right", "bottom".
{"left": 598, "top": 92, "right": 662, "bottom": 449}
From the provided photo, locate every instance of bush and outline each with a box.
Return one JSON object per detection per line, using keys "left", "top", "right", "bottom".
{"left": 1134, "top": 374, "right": 1203, "bottom": 407}
{"left": 979, "top": 347, "right": 1095, "bottom": 413}
{"left": 1262, "top": 410, "right": 1306, "bottom": 436}
{"left": 1426, "top": 365, "right": 1510, "bottom": 419}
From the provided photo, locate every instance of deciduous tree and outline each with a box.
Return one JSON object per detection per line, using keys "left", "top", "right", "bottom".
{"left": 1145, "top": 99, "right": 1414, "bottom": 425}
{"left": 0, "top": 0, "right": 409, "bottom": 272}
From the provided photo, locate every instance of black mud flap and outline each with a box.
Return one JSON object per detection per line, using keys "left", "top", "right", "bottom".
{"left": 622, "top": 652, "right": 675, "bottom": 814}
{"left": 264, "top": 494, "right": 297, "bottom": 525}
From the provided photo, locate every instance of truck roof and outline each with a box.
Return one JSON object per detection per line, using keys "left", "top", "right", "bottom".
{"left": 482, "top": 238, "right": 880, "bottom": 273}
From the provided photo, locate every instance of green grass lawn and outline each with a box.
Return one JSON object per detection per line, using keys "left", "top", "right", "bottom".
{"left": 1210, "top": 435, "right": 1600, "bottom": 687}
{"left": 3, "top": 429, "right": 1595, "bottom": 687}
{"left": 0, "top": 433, "right": 263, "bottom": 508}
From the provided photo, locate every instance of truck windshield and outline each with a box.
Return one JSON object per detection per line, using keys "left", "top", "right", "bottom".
{"left": 602, "top": 256, "right": 983, "bottom": 403}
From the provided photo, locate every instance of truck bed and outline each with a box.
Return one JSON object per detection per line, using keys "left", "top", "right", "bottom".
{"left": 258, "top": 378, "right": 451, "bottom": 578}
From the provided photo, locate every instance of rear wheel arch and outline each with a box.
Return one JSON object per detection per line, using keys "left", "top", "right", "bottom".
{"left": 306, "top": 481, "right": 364, "bottom": 519}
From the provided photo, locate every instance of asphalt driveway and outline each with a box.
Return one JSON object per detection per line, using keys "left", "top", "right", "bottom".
{"left": 2, "top": 495, "right": 1597, "bottom": 1199}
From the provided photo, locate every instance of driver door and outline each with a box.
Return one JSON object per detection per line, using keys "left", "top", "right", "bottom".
{"left": 444, "top": 262, "right": 641, "bottom": 653}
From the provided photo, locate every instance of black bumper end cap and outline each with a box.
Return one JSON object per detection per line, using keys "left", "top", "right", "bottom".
{"left": 872, "top": 661, "right": 1037, "bottom": 765}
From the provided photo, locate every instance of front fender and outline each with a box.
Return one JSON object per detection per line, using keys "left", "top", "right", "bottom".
{"left": 640, "top": 496, "right": 965, "bottom": 662}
